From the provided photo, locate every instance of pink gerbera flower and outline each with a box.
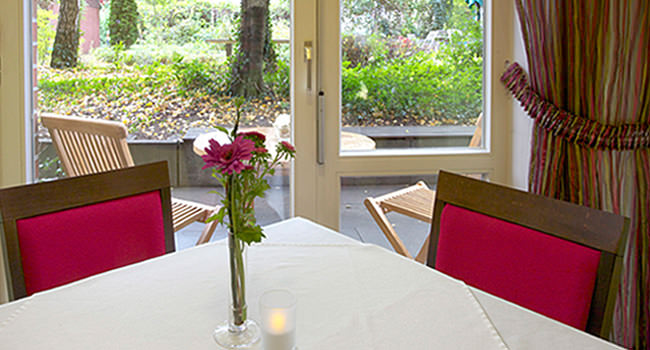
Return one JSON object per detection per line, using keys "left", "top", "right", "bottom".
{"left": 202, "top": 136, "right": 255, "bottom": 175}
{"left": 279, "top": 141, "right": 296, "bottom": 153}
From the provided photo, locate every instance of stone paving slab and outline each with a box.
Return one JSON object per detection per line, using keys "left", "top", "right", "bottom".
{"left": 172, "top": 184, "right": 431, "bottom": 258}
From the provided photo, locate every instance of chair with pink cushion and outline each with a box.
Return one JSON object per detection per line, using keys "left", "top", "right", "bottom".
{"left": 0, "top": 161, "right": 174, "bottom": 300}
{"left": 426, "top": 171, "right": 628, "bottom": 339}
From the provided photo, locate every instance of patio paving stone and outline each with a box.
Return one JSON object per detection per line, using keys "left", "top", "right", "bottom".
{"left": 172, "top": 185, "right": 431, "bottom": 260}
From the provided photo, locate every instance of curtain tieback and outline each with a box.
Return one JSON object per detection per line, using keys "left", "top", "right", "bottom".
{"left": 501, "top": 62, "right": 650, "bottom": 150}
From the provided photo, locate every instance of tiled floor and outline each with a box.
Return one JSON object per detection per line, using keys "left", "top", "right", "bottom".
{"left": 172, "top": 184, "right": 431, "bottom": 258}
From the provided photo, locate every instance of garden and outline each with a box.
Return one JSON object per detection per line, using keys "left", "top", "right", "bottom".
{"left": 36, "top": 0, "right": 483, "bottom": 141}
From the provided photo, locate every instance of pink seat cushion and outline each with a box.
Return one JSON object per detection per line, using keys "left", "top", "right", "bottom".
{"left": 436, "top": 204, "right": 601, "bottom": 330}
{"left": 16, "top": 191, "right": 167, "bottom": 295}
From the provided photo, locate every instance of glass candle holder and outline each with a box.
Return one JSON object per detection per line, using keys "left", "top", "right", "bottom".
{"left": 259, "top": 289, "right": 297, "bottom": 350}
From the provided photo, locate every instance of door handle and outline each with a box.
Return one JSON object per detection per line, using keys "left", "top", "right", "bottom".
{"left": 304, "top": 41, "right": 313, "bottom": 91}
{"left": 317, "top": 91, "right": 325, "bottom": 165}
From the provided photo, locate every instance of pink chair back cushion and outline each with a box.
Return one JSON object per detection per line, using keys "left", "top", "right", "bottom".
{"left": 16, "top": 191, "right": 167, "bottom": 295}
{"left": 436, "top": 204, "right": 601, "bottom": 330}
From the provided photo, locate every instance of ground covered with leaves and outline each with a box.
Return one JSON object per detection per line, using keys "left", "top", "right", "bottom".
{"left": 38, "top": 69, "right": 437, "bottom": 141}
{"left": 37, "top": 55, "right": 478, "bottom": 141}
{"left": 38, "top": 66, "right": 291, "bottom": 140}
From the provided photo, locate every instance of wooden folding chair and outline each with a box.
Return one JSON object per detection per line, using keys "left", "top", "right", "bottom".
{"left": 363, "top": 115, "right": 483, "bottom": 263}
{"left": 468, "top": 113, "right": 483, "bottom": 148}
{"left": 364, "top": 181, "right": 435, "bottom": 263}
{"left": 41, "top": 113, "right": 219, "bottom": 245}
{"left": 427, "top": 170, "right": 628, "bottom": 339}
{"left": 0, "top": 162, "right": 175, "bottom": 300}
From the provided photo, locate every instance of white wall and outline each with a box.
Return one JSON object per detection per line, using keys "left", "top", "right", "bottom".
{"left": 509, "top": 5, "right": 533, "bottom": 190}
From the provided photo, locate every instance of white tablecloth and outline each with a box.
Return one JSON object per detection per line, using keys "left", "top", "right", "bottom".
{"left": 0, "top": 217, "right": 623, "bottom": 349}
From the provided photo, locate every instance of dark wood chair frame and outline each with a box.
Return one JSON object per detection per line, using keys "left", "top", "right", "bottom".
{"left": 0, "top": 161, "right": 175, "bottom": 300}
{"left": 426, "top": 170, "right": 629, "bottom": 339}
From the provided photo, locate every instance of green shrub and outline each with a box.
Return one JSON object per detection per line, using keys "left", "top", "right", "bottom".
{"left": 343, "top": 53, "right": 443, "bottom": 123}
{"left": 169, "top": 54, "right": 288, "bottom": 99}
{"left": 39, "top": 74, "right": 141, "bottom": 99}
{"left": 109, "top": 0, "right": 140, "bottom": 48}
{"left": 264, "top": 59, "right": 289, "bottom": 99}
{"left": 340, "top": 0, "right": 483, "bottom": 126}
{"left": 341, "top": 0, "right": 451, "bottom": 39}
{"left": 37, "top": 62, "right": 176, "bottom": 106}
{"left": 138, "top": 0, "right": 237, "bottom": 45}
{"left": 341, "top": 35, "right": 373, "bottom": 69}
{"left": 342, "top": 50, "right": 482, "bottom": 125}
{"left": 342, "top": 34, "right": 426, "bottom": 69}
{"left": 37, "top": 8, "right": 57, "bottom": 66}
{"left": 172, "top": 57, "right": 228, "bottom": 96}
{"left": 89, "top": 42, "right": 221, "bottom": 67}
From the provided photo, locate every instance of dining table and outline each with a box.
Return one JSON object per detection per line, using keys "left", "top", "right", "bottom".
{"left": 0, "top": 217, "right": 623, "bottom": 349}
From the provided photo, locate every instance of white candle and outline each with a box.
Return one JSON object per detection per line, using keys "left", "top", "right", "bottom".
{"left": 260, "top": 290, "right": 297, "bottom": 350}
{"left": 263, "top": 310, "right": 295, "bottom": 350}
{"left": 264, "top": 329, "right": 295, "bottom": 350}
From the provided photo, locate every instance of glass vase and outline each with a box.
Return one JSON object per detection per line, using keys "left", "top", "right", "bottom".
{"left": 213, "top": 232, "right": 261, "bottom": 348}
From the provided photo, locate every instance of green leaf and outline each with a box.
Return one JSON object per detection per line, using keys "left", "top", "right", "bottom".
{"left": 236, "top": 224, "right": 265, "bottom": 244}
{"left": 207, "top": 206, "right": 227, "bottom": 224}
{"left": 214, "top": 125, "right": 229, "bottom": 134}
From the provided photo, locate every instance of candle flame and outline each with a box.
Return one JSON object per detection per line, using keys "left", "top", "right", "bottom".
{"left": 270, "top": 311, "right": 287, "bottom": 332}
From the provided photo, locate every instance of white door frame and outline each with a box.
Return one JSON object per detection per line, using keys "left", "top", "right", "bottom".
{"left": 0, "top": 0, "right": 34, "bottom": 305}
{"left": 291, "top": 0, "right": 514, "bottom": 231}
{"left": 0, "top": 0, "right": 32, "bottom": 188}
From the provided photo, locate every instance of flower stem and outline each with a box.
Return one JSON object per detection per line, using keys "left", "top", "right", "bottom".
{"left": 227, "top": 175, "right": 247, "bottom": 328}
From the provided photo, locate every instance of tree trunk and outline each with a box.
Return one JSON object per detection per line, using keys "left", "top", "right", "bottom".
{"left": 50, "top": 0, "right": 79, "bottom": 69}
{"left": 263, "top": 5, "right": 276, "bottom": 72}
{"left": 432, "top": 0, "right": 453, "bottom": 30}
{"left": 231, "top": 0, "right": 268, "bottom": 97}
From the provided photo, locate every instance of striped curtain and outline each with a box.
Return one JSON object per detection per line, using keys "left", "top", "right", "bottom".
{"left": 502, "top": 1, "right": 650, "bottom": 348}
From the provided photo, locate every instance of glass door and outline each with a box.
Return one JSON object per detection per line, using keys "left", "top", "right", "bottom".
{"left": 24, "top": 0, "right": 512, "bottom": 250}
{"left": 31, "top": 0, "right": 294, "bottom": 236}
{"left": 292, "top": 0, "right": 511, "bottom": 247}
